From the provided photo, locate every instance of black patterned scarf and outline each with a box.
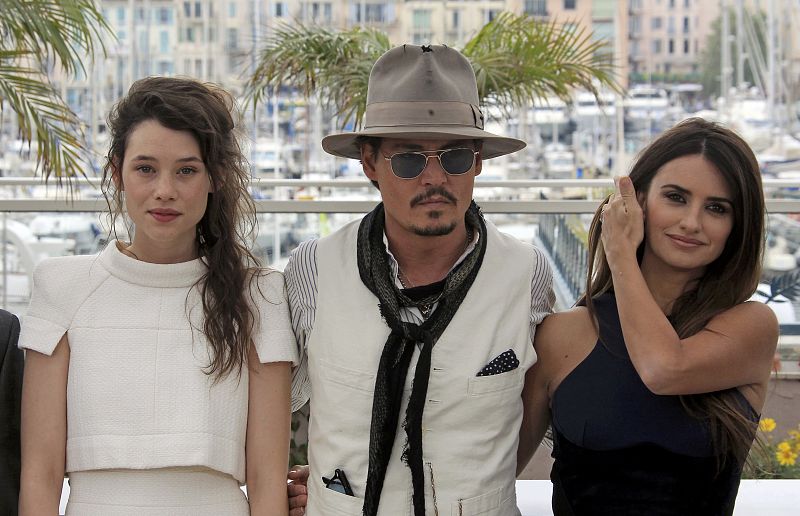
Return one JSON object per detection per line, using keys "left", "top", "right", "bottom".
{"left": 357, "top": 201, "right": 487, "bottom": 516}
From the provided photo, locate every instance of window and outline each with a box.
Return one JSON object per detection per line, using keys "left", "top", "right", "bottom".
{"left": 160, "top": 30, "right": 169, "bottom": 53}
{"left": 629, "top": 16, "right": 641, "bottom": 34}
{"left": 524, "top": 0, "right": 547, "bottom": 17}
{"left": 668, "top": 38, "right": 674, "bottom": 54}
{"left": 683, "top": 39, "right": 689, "bottom": 53}
{"left": 275, "top": 2, "right": 284, "bottom": 17}
{"left": 195, "top": 1, "right": 202, "bottom": 17}
{"left": 669, "top": 0, "right": 676, "bottom": 7}
{"left": 195, "top": 58, "right": 202, "bottom": 77}
{"left": 683, "top": 16, "right": 689, "bottom": 33}
{"left": 452, "top": 10, "right": 460, "bottom": 29}
{"left": 323, "top": 3, "right": 332, "bottom": 23}
{"left": 652, "top": 17, "right": 662, "bottom": 30}
{"left": 652, "top": 39, "right": 662, "bottom": 54}
{"left": 684, "top": 0, "right": 690, "bottom": 6}
{"left": 413, "top": 9, "right": 432, "bottom": 30}
{"left": 226, "top": 28, "right": 238, "bottom": 50}
{"left": 564, "top": 0, "right": 576, "bottom": 8}
{"left": 186, "top": 27, "right": 195, "bottom": 42}
{"left": 668, "top": 16, "right": 675, "bottom": 34}
{"left": 183, "top": 2, "right": 191, "bottom": 17}
{"left": 117, "top": 7, "right": 126, "bottom": 24}
{"left": 366, "top": 3, "right": 386, "bottom": 23}
{"left": 229, "top": 2, "right": 236, "bottom": 17}
{"left": 138, "top": 31, "right": 147, "bottom": 53}
{"left": 157, "top": 61, "right": 174, "bottom": 76}
{"left": 485, "top": 9, "right": 500, "bottom": 23}
{"left": 136, "top": 7, "right": 147, "bottom": 22}
{"left": 156, "top": 7, "right": 173, "bottom": 24}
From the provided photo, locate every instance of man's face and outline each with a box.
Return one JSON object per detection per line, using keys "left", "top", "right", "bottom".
{"left": 361, "top": 137, "right": 482, "bottom": 238}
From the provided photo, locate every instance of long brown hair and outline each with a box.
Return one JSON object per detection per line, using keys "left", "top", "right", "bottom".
{"left": 583, "top": 118, "right": 766, "bottom": 466}
{"left": 102, "top": 76, "right": 262, "bottom": 381}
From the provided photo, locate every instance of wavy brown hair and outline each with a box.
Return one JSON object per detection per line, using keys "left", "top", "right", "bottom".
{"left": 102, "top": 76, "right": 262, "bottom": 381}
{"left": 582, "top": 118, "right": 766, "bottom": 468}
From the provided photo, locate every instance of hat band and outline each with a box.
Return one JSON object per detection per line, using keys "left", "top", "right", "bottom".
{"left": 365, "top": 101, "right": 484, "bottom": 131}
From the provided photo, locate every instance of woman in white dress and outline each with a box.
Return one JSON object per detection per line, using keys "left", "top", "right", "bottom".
{"left": 19, "top": 77, "right": 296, "bottom": 515}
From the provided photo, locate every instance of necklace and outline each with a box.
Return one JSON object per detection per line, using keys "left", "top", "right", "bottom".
{"left": 396, "top": 226, "right": 474, "bottom": 320}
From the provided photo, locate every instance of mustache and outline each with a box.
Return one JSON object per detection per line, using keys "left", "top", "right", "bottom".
{"left": 410, "top": 186, "right": 458, "bottom": 207}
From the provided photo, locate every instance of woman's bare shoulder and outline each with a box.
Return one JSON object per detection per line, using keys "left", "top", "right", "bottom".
{"left": 536, "top": 306, "right": 596, "bottom": 356}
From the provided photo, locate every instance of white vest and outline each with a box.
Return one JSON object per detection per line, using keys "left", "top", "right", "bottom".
{"left": 306, "top": 219, "right": 534, "bottom": 516}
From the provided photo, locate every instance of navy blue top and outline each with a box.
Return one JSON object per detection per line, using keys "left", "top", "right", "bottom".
{"left": 549, "top": 293, "right": 755, "bottom": 516}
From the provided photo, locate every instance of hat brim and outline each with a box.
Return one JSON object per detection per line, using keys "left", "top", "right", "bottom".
{"left": 321, "top": 126, "right": 526, "bottom": 160}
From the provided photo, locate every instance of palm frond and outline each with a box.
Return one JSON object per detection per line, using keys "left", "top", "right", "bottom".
{"left": 0, "top": 54, "right": 91, "bottom": 187}
{"left": 764, "top": 268, "right": 800, "bottom": 303}
{"left": 0, "top": 0, "right": 109, "bottom": 76}
{"left": 244, "top": 13, "right": 621, "bottom": 131}
{"left": 0, "top": 0, "right": 110, "bottom": 182}
{"left": 463, "top": 13, "right": 621, "bottom": 111}
{"left": 244, "top": 23, "right": 390, "bottom": 129}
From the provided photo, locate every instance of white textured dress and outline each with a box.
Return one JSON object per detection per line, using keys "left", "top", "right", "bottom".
{"left": 19, "top": 242, "right": 298, "bottom": 515}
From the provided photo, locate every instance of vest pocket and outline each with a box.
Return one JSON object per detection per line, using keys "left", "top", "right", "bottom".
{"left": 320, "top": 358, "right": 376, "bottom": 394}
{"left": 467, "top": 368, "right": 524, "bottom": 397}
{"left": 450, "top": 485, "right": 518, "bottom": 516}
{"left": 312, "top": 475, "right": 365, "bottom": 516}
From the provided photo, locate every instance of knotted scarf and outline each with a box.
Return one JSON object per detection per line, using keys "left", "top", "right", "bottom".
{"left": 357, "top": 201, "right": 487, "bottom": 516}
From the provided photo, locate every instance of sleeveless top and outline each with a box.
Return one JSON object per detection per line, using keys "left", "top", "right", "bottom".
{"left": 549, "top": 293, "right": 755, "bottom": 516}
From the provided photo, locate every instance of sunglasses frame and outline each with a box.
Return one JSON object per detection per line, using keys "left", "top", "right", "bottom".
{"left": 381, "top": 147, "right": 480, "bottom": 179}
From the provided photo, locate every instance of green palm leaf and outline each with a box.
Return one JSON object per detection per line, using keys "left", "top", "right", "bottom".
{"left": 0, "top": 0, "right": 110, "bottom": 182}
{"left": 244, "top": 13, "right": 621, "bottom": 130}
{"left": 464, "top": 13, "right": 620, "bottom": 111}
{"left": 244, "top": 23, "right": 390, "bottom": 129}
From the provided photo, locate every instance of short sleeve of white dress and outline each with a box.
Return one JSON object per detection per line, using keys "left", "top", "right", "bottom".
{"left": 251, "top": 270, "right": 298, "bottom": 365}
{"left": 19, "top": 256, "right": 90, "bottom": 355}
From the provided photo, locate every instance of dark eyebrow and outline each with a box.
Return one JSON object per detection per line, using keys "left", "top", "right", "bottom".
{"left": 130, "top": 155, "right": 203, "bottom": 164}
{"left": 661, "top": 183, "right": 733, "bottom": 205}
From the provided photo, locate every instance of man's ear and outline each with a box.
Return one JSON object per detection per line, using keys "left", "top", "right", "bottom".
{"left": 361, "top": 145, "right": 378, "bottom": 182}
{"left": 474, "top": 150, "right": 482, "bottom": 177}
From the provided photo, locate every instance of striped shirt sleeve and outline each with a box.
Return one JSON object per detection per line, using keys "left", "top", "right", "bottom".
{"left": 529, "top": 245, "right": 555, "bottom": 346}
{"left": 284, "top": 239, "right": 318, "bottom": 412}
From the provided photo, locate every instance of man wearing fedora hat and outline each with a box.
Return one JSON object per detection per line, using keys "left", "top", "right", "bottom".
{"left": 285, "top": 44, "right": 554, "bottom": 516}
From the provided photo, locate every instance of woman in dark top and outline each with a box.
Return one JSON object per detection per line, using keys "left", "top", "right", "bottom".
{"left": 518, "top": 118, "right": 779, "bottom": 515}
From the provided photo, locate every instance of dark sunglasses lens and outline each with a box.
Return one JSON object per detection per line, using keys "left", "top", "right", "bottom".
{"left": 440, "top": 149, "right": 475, "bottom": 175}
{"left": 391, "top": 153, "right": 427, "bottom": 178}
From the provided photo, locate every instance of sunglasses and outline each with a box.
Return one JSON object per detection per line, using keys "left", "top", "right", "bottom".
{"left": 382, "top": 148, "right": 479, "bottom": 179}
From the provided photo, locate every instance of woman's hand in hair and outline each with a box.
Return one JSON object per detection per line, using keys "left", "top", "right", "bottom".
{"left": 601, "top": 176, "right": 644, "bottom": 267}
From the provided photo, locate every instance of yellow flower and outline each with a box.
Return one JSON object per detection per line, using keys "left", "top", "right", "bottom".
{"left": 776, "top": 447, "right": 798, "bottom": 466}
{"left": 789, "top": 430, "right": 800, "bottom": 440}
{"left": 760, "top": 418, "right": 777, "bottom": 432}
{"left": 778, "top": 441, "right": 793, "bottom": 452}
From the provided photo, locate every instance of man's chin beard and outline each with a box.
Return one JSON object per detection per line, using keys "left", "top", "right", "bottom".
{"left": 410, "top": 222, "right": 457, "bottom": 237}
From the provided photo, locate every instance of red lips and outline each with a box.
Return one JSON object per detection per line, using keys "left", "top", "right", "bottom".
{"left": 667, "top": 234, "right": 705, "bottom": 246}
{"left": 149, "top": 208, "right": 180, "bottom": 222}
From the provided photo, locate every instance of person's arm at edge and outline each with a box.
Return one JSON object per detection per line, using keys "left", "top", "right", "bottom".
{"left": 19, "top": 335, "right": 68, "bottom": 515}
{"left": 283, "top": 241, "right": 317, "bottom": 515}
{"left": 518, "top": 246, "right": 555, "bottom": 476}
{"left": 246, "top": 352, "right": 292, "bottom": 516}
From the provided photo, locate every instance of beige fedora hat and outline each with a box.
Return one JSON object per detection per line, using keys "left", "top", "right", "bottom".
{"left": 321, "top": 44, "right": 526, "bottom": 160}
